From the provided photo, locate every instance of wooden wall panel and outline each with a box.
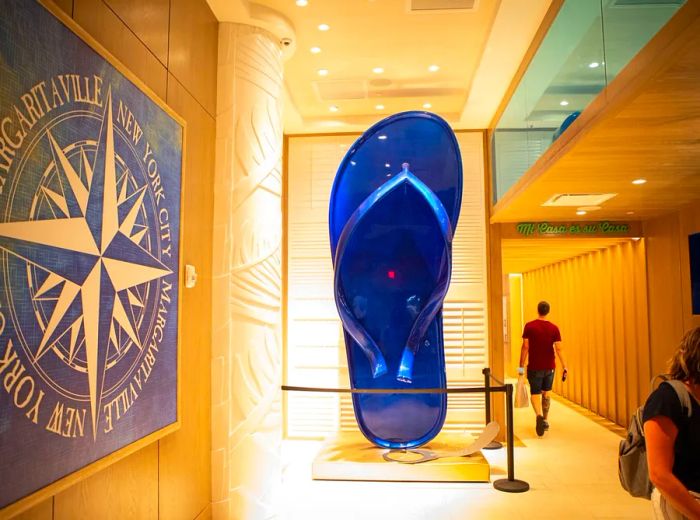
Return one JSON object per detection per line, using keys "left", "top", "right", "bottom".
{"left": 645, "top": 203, "right": 700, "bottom": 379}
{"left": 644, "top": 212, "right": 684, "bottom": 376}
{"left": 158, "top": 74, "right": 214, "bottom": 520}
{"left": 522, "top": 240, "right": 649, "bottom": 426}
{"left": 104, "top": 0, "right": 170, "bottom": 65}
{"left": 6, "top": 1, "right": 216, "bottom": 518}
{"left": 55, "top": 444, "right": 158, "bottom": 520}
{"left": 11, "top": 501, "right": 52, "bottom": 520}
{"left": 169, "top": 0, "right": 218, "bottom": 117}
{"left": 51, "top": 0, "right": 72, "bottom": 16}
{"left": 73, "top": 0, "right": 168, "bottom": 99}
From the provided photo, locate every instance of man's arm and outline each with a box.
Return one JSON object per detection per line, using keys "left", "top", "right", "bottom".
{"left": 554, "top": 341, "right": 567, "bottom": 371}
{"left": 518, "top": 338, "right": 529, "bottom": 375}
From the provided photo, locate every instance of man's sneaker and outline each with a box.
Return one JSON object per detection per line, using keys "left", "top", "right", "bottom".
{"left": 543, "top": 419, "right": 550, "bottom": 431}
{"left": 536, "top": 415, "right": 546, "bottom": 437}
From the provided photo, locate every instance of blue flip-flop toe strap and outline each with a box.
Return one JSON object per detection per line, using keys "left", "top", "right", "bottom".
{"left": 394, "top": 174, "right": 452, "bottom": 384}
{"left": 333, "top": 169, "right": 452, "bottom": 381}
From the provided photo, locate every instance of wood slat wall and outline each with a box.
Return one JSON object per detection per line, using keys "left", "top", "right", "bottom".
{"left": 522, "top": 240, "right": 650, "bottom": 426}
{"left": 14, "top": 0, "right": 217, "bottom": 518}
{"left": 285, "top": 131, "right": 490, "bottom": 438}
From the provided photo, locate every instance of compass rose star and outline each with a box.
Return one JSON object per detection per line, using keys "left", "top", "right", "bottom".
{"left": 0, "top": 89, "right": 172, "bottom": 439}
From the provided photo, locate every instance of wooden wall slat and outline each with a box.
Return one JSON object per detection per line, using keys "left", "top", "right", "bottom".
{"left": 644, "top": 213, "right": 684, "bottom": 376}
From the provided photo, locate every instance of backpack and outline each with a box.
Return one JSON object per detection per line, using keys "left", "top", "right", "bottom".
{"left": 618, "top": 377, "right": 693, "bottom": 499}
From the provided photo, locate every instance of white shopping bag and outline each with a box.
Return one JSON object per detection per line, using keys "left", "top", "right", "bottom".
{"left": 515, "top": 375, "right": 529, "bottom": 408}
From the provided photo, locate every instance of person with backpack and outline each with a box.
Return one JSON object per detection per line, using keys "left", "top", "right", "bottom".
{"left": 643, "top": 327, "right": 700, "bottom": 519}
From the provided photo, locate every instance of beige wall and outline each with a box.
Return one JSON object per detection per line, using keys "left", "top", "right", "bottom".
{"left": 645, "top": 203, "right": 700, "bottom": 378}
{"left": 14, "top": 0, "right": 217, "bottom": 518}
{"left": 522, "top": 241, "right": 650, "bottom": 427}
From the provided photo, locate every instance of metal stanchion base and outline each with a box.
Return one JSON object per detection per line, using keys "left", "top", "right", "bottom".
{"left": 482, "top": 440, "right": 503, "bottom": 450}
{"left": 493, "top": 478, "right": 529, "bottom": 493}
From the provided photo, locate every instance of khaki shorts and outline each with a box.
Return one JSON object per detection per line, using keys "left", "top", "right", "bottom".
{"left": 651, "top": 487, "right": 700, "bottom": 519}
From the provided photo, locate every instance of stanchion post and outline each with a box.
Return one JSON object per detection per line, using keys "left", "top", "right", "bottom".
{"left": 482, "top": 367, "right": 502, "bottom": 450}
{"left": 493, "top": 383, "right": 529, "bottom": 492}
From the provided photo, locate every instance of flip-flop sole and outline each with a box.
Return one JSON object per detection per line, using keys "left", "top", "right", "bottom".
{"left": 329, "top": 112, "right": 462, "bottom": 449}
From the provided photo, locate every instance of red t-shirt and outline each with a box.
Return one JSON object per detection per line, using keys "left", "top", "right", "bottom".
{"left": 522, "top": 319, "right": 561, "bottom": 370}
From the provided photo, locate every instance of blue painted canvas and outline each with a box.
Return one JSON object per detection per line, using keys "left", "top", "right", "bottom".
{"left": 0, "top": 1, "right": 182, "bottom": 508}
{"left": 329, "top": 112, "right": 462, "bottom": 448}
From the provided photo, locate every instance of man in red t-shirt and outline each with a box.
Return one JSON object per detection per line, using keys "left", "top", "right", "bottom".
{"left": 518, "top": 301, "right": 568, "bottom": 437}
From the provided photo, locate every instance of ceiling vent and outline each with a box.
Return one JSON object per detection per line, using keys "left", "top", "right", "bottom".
{"left": 409, "top": 0, "right": 477, "bottom": 12}
{"left": 542, "top": 193, "right": 617, "bottom": 207}
{"left": 314, "top": 80, "right": 367, "bottom": 101}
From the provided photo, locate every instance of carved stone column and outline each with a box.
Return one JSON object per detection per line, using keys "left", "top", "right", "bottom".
{"left": 212, "top": 24, "right": 283, "bottom": 520}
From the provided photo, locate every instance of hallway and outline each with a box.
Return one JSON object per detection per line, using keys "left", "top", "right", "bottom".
{"left": 281, "top": 394, "right": 650, "bottom": 519}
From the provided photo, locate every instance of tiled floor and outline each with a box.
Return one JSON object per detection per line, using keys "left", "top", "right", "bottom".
{"left": 280, "top": 395, "right": 651, "bottom": 519}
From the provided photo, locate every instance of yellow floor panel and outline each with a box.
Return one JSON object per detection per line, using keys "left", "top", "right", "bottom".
{"left": 312, "top": 430, "right": 491, "bottom": 482}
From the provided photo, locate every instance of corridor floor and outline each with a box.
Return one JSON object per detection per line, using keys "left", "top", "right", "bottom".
{"left": 281, "top": 395, "right": 651, "bottom": 519}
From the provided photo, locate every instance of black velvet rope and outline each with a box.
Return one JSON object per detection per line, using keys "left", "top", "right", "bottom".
{"left": 282, "top": 384, "right": 508, "bottom": 395}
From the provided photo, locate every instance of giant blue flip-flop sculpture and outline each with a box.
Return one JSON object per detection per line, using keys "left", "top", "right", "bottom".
{"left": 329, "top": 111, "right": 462, "bottom": 449}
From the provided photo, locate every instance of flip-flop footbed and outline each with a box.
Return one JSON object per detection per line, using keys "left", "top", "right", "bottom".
{"left": 329, "top": 112, "right": 462, "bottom": 449}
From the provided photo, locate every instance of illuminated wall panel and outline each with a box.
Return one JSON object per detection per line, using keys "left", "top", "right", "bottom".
{"left": 286, "top": 132, "right": 489, "bottom": 438}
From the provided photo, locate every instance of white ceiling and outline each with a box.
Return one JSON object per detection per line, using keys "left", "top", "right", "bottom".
{"left": 206, "top": 0, "right": 552, "bottom": 133}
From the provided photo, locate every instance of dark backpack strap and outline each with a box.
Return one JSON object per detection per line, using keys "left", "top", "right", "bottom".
{"left": 665, "top": 379, "right": 693, "bottom": 419}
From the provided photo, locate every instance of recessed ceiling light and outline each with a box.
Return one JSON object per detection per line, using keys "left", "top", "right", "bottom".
{"left": 329, "top": 105, "right": 339, "bottom": 112}
{"left": 626, "top": 211, "right": 635, "bottom": 215}
{"left": 318, "top": 23, "right": 330, "bottom": 31}
{"left": 318, "top": 68, "right": 329, "bottom": 76}
{"left": 560, "top": 100, "right": 569, "bottom": 106}
{"left": 296, "top": 0, "right": 308, "bottom": 5}
{"left": 428, "top": 64, "right": 439, "bottom": 72}
{"left": 589, "top": 61, "right": 600, "bottom": 68}
{"left": 378, "top": 134, "right": 387, "bottom": 140}
{"left": 423, "top": 102, "right": 432, "bottom": 109}
{"left": 372, "top": 67, "right": 384, "bottom": 74}
{"left": 375, "top": 104, "right": 384, "bottom": 110}
{"left": 576, "top": 210, "right": 587, "bottom": 215}
{"left": 310, "top": 46, "right": 321, "bottom": 54}
{"left": 632, "top": 178, "right": 647, "bottom": 185}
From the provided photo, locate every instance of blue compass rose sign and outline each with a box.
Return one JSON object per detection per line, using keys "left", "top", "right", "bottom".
{"left": 0, "top": 1, "right": 182, "bottom": 510}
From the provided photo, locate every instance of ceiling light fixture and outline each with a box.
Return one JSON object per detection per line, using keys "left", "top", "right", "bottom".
{"left": 375, "top": 104, "right": 384, "bottom": 110}
{"left": 560, "top": 100, "right": 569, "bottom": 106}
{"left": 576, "top": 210, "right": 587, "bottom": 215}
{"left": 318, "top": 23, "right": 330, "bottom": 31}
{"left": 632, "top": 178, "right": 647, "bottom": 185}
{"left": 378, "top": 134, "right": 387, "bottom": 140}
{"left": 372, "top": 67, "right": 384, "bottom": 74}
{"left": 310, "top": 46, "right": 321, "bottom": 54}
{"left": 428, "top": 65, "right": 439, "bottom": 72}
{"left": 626, "top": 211, "right": 635, "bottom": 215}
{"left": 423, "top": 102, "right": 432, "bottom": 109}
{"left": 296, "top": 0, "right": 308, "bottom": 6}
{"left": 329, "top": 105, "right": 339, "bottom": 112}
{"left": 318, "top": 68, "right": 329, "bottom": 76}
{"left": 589, "top": 61, "right": 600, "bottom": 68}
